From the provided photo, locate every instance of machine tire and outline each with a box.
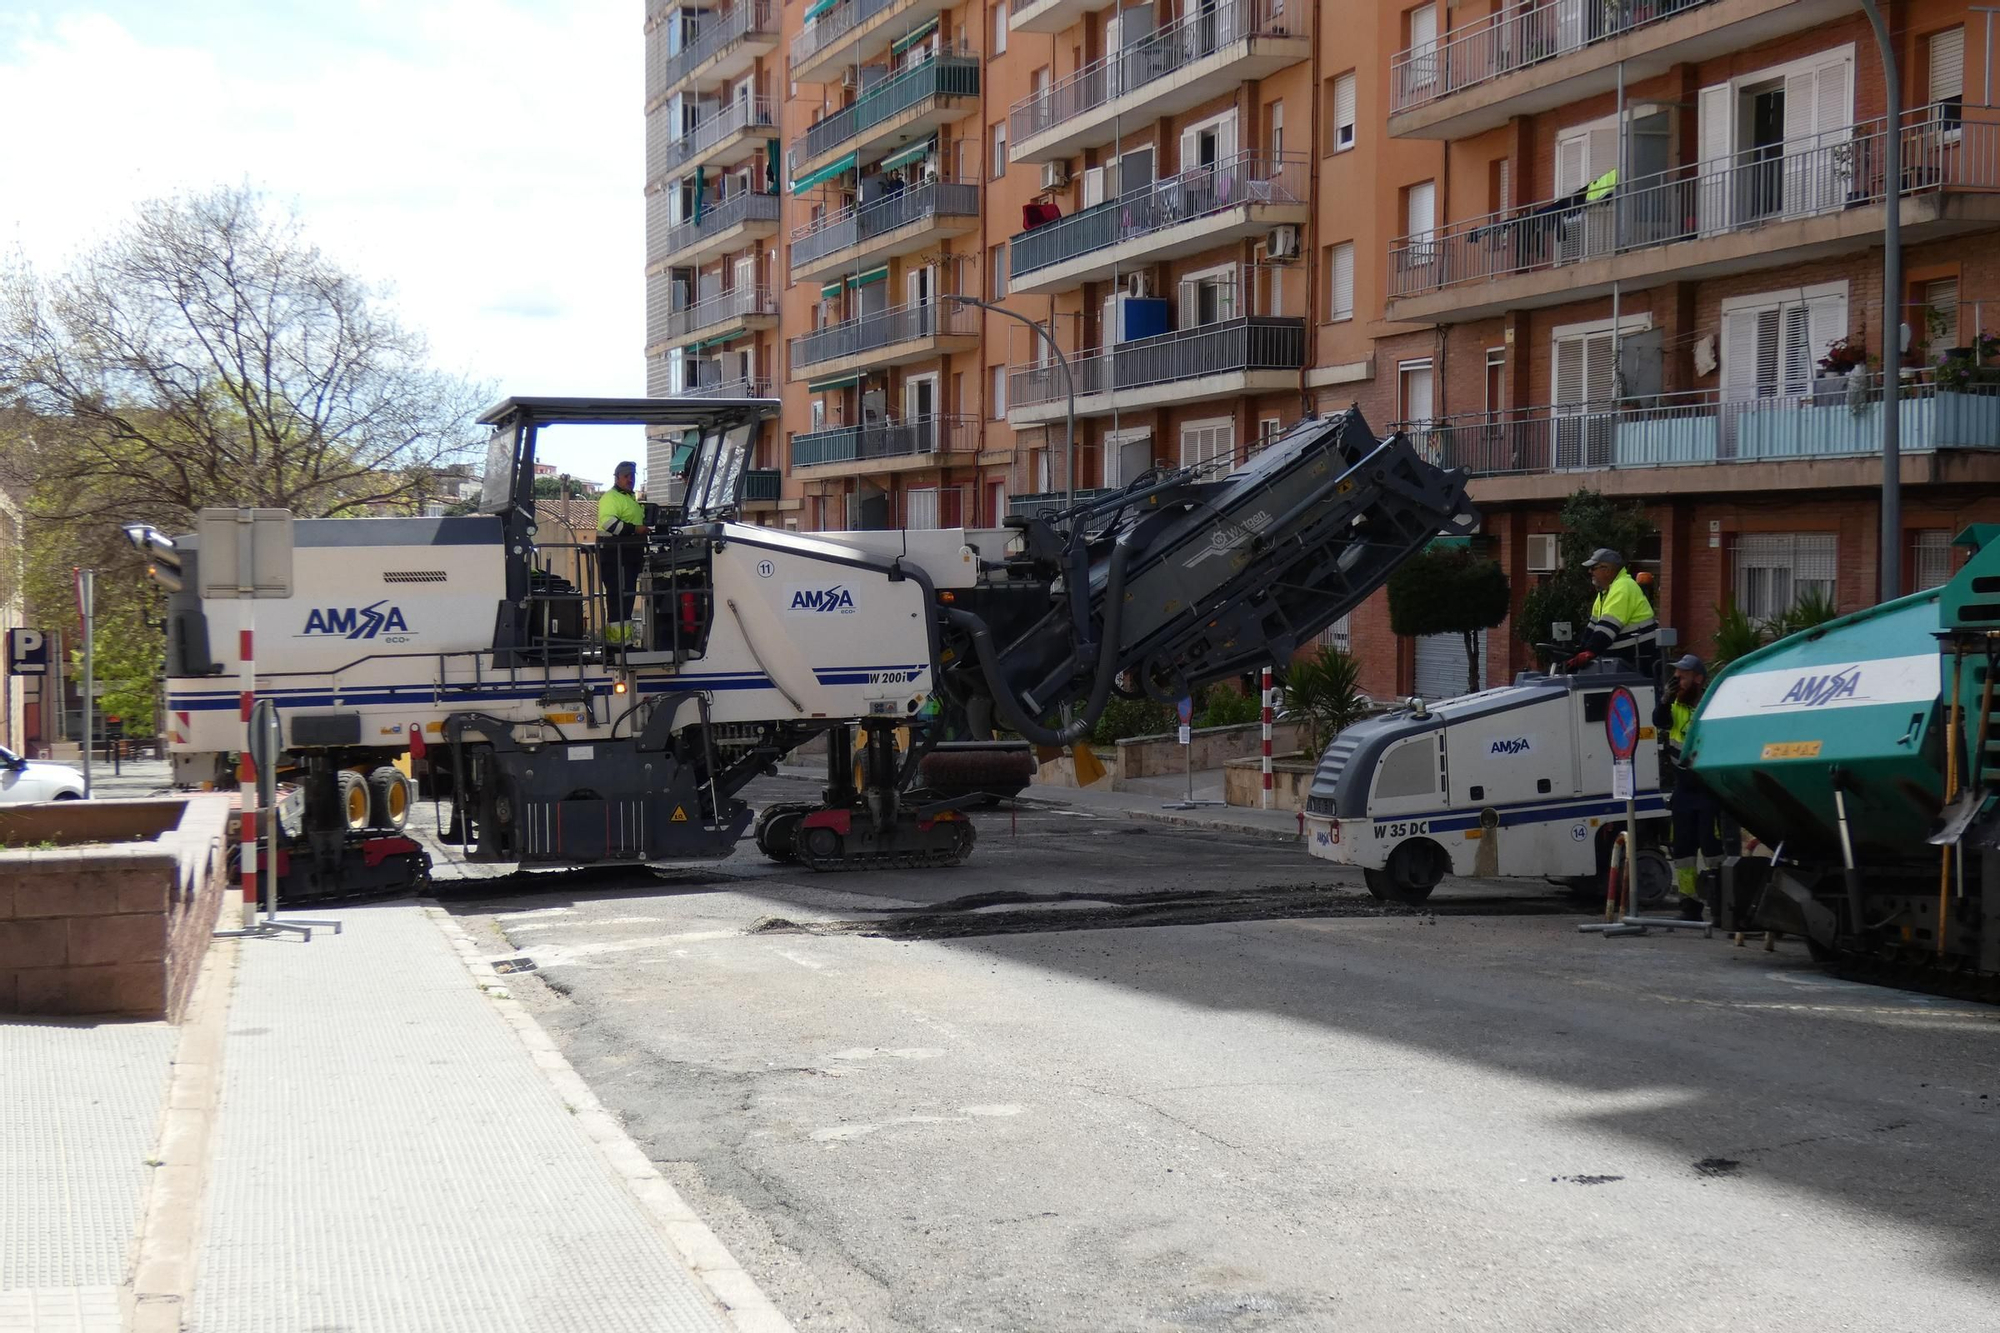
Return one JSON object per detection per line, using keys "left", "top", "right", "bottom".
{"left": 368, "top": 767, "right": 413, "bottom": 831}
{"left": 802, "top": 825, "right": 841, "bottom": 861}
{"left": 1632, "top": 847, "right": 1675, "bottom": 910}
{"left": 1364, "top": 839, "right": 1447, "bottom": 906}
{"left": 754, "top": 802, "right": 811, "bottom": 863}
{"left": 337, "top": 770, "right": 370, "bottom": 832}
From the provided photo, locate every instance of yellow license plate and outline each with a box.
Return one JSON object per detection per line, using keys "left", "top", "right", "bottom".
{"left": 1761, "top": 740, "right": 1823, "bottom": 759}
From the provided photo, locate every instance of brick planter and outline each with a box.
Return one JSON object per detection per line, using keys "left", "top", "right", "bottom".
{"left": 0, "top": 795, "right": 232, "bottom": 1020}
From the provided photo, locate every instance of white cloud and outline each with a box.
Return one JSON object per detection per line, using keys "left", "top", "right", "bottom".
{"left": 0, "top": 1, "right": 647, "bottom": 484}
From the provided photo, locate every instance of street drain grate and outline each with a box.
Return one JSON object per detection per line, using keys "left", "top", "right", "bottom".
{"left": 490, "top": 957, "right": 538, "bottom": 975}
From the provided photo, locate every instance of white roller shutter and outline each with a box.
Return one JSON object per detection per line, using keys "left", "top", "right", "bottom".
{"left": 1932, "top": 27, "right": 1966, "bottom": 111}
{"left": 1407, "top": 179, "right": 1435, "bottom": 241}
{"left": 1334, "top": 71, "right": 1357, "bottom": 150}
{"left": 1330, "top": 241, "right": 1355, "bottom": 320}
{"left": 1415, "top": 632, "right": 1486, "bottom": 699}
{"left": 1697, "top": 82, "right": 1732, "bottom": 234}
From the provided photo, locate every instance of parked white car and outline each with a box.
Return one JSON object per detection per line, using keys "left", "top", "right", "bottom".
{"left": 0, "top": 746, "right": 86, "bottom": 803}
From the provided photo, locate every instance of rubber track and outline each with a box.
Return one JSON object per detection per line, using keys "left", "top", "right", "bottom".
{"left": 795, "top": 821, "right": 977, "bottom": 873}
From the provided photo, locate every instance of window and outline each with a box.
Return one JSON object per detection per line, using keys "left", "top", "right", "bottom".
{"left": 990, "top": 364, "right": 1007, "bottom": 418}
{"left": 1489, "top": 157, "right": 1511, "bottom": 214}
{"left": 1325, "top": 614, "right": 1353, "bottom": 654}
{"left": 1257, "top": 417, "right": 1283, "bottom": 453}
{"left": 1180, "top": 418, "right": 1235, "bottom": 470}
{"left": 1268, "top": 101, "right": 1283, "bottom": 158}
{"left": 1177, "top": 264, "right": 1237, "bottom": 328}
{"left": 1033, "top": 66, "right": 1051, "bottom": 100}
{"left": 1325, "top": 70, "right": 1356, "bottom": 154}
{"left": 1398, "top": 358, "right": 1434, "bottom": 425}
{"left": 1721, "top": 283, "right": 1848, "bottom": 402}
{"left": 991, "top": 121, "right": 1008, "bottom": 179}
{"left": 1930, "top": 26, "right": 1964, "bottom": 130}
{"left": 1913, "top": 529, "right": 1958, "bottom": 590}
{"left": 1405, "top": 179, "right": 1435, "bottom": 242}
{"left": 989, "top": 241, "right": 1008, "bottom": 299}
{"left": 1328, "top": 240, "right": 1354, "bottom": 321}
{"left": 1733, "top": 533, "right": 1837, "bottom": 623}
{"left": 992, "top": 0, "right": 1008, "bottom": 56}
{"left": 1922, "top": 276, "right": 1960, "bottom": 356}
{"left": 1403, "top": 5, "right": 1437, "bottom": 95}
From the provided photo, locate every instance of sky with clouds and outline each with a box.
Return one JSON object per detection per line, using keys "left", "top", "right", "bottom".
{"left": 0, "top": 0, "right": 646, "bottom": 483}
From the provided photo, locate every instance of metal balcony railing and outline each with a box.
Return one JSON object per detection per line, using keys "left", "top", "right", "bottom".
{"left": 657, "top": 97, "right": 778, "bottom": 182}
{"left": 790, "top": 299, "right": 978, "bottom": 370}
{"left": 658, "top": 0, "right": 777, "bottom": 94}
{"left": 1010, "top": 152, "right": 1306, "bottom": 280}
{"left": 742, "top": 468, "right": 783, "bottom": 501}
{"left": 662, "top": 286, "right": 779, "bottom": 342}
{"left": 680, "top": 376, "right": 776, "bottom": 399}
{"left": 791, "top": 54, "right": 980, "bottom": 171}
{"left": 1389, "top": 108, "right": 2000, "bottom": 300}
{"left": 1009, "top": 0, "right": 1290, "bottom": 144}
{"left": 789, "top": 178, "right": 979, "bottom": 270}
{"left": 1397, "top": 378, "right": 2000, "bottom": 477}
{"left": 1009, "top": 488, "right": 1120, "bottom": 518}
{"left": 790, "top": 0, "right": 903, "bottom": 67}
{"left": 1389, "top": 0, "right": 1710, "bottom": 114}
{"left": 791, "top": 413, "right": 978, "bottom": 467}
{"left": 655, "top": 190, "right": 782, "bottom": 262}
{"left": 1009, "top": 316, "right": 1305, "bottom": 407}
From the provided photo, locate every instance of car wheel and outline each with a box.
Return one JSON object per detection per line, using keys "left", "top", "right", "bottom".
{"left": 53, "top": 791, "right": 83, "bottom": 801}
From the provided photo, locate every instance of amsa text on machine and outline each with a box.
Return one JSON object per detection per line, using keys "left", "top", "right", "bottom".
{"left": 298, "top": 601, "right": 414, "bottom": 642}
{"left": 786, "top": 584, "right": 858, "bottom": 614}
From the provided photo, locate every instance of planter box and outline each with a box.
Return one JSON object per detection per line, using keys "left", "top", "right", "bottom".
{"left": 1116, "top": 720, "right": 1308, "bottom": 783}
{"left": 1223, "top": 756, "right": 1315, "bottom": 811}
{"left": 0, "top": 795, "right": 232, "bottom": 1020}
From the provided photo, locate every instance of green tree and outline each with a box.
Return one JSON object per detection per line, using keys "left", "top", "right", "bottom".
{"left": 1515, "top": 491, "right": 1657, "bottom": 659}
{"left": 534, "top": 475, "right": 589, "bottom": 501}
{"left": 1386, "top": 545, "right": 1511, "bottom": 695}
{"left": 1278, "top": 646, "right": 1370, "bottom": 757}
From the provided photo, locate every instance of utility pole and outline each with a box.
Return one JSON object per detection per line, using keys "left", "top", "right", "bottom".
{"left": 1860, "top": 0, "right": 1903, "bottom": 598}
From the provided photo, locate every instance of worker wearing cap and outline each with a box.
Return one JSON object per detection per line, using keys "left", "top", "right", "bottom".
{"left": 597, "top": 460, "right": 649, "bottom": 634}
{"left": 1567, "top": 548, "right": 1658, "bottom": 672}
{"left": 1654, "top": 652, "right": 1722, "bottom": 920}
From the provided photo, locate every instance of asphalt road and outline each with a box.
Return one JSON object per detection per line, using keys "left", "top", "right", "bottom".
{"left": 443, "top": 778, "right": 2000, "bottom": 1333}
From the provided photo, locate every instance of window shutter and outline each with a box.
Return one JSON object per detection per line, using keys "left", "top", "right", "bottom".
{"left": 1816, "top": 56, "right": 1852, "bottom": 136}
{"left": 1931, "top": 28, "right": 1964, "bottom": 105}
{"left": 1587, "top": 126, "right": 1618, "bottom": 181}
{"left": 1497, "top": 157, "right": 1511, "bottom": 211}
{"left": 1806, "top": 290, "right": 1849, "bottom": 382}
{"left": 1409, "top": 4, "right": 1436, "bottom": 51}
{"left": 1784, "top": 69, "right": 1819, "bottom": 146}
{"left": 1779, "top": 303, "right": 1813, "bottom": 394}
{"left": 1179, "top": 126, "right": 1200, "bottom": 173}
{"left": 1331, "top": 241, "right": 1355, "bottom": 320}
{"left": 1407, "top": 179, "right": 1435, "bottom": 240}
{"left": 1556, "top": 133, "right": 1588, "bottom": 195}
{"left": 1554, "top": 336, "right": 1585, "bottom": 406}
{"left": 1334, "top": 71, "right": 1357, "bottom": 148}
{"left": 1721, "top": 308, "right": 1762, "bottom": 400}
{"left": 1697, "top": 83, "right": 1732, "bottom": 233}
{"left": 1083, "top": 165, "right": 1104, "bottom": 207}
{"left": 1178, "top": 278, "right": 1199, "bottom": 330}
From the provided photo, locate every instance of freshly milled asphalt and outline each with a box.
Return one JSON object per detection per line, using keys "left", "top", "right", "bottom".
{"left": 441, "top": 778, "right": 2000, "bottom": 1333}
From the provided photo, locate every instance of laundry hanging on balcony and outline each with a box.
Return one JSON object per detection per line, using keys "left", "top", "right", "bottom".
{"left": 686, "top": 329, "right": 752, "bottom": 354}
{"left": 875, "top": 135, "right": 936, "bottom": 174}
{"left": 693, "top": 167, "right": 706, "bottom": 221}
{"left": 791, "top": 150, "right": 858, "bottom": 194}
{"left": 765, "top": 141, "right": 780, "bottom": 192}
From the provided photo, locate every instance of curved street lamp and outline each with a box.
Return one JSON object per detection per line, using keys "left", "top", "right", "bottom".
{"left": 943, "top": 293, "right": 1077, "bottom": 506}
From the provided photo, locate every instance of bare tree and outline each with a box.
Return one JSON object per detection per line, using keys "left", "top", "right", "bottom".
{"left": 0, "top": 185, "right": 489, "bottom": 526}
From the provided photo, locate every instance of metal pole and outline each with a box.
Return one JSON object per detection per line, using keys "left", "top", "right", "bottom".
{"left": 947, "top": 294, "right": 1076, "bottom": 504}
{"left": 1975, "top": 8, "right": 1998, "bottom": 106}
{"left": 1861, "top": 0, "right": 1903, "bottom": 598}
{"left": 79, "top": 570, "right": 93, "bottom": 798}
{"left": 1260, "top": 666, "right": 1273, "bottom": 810}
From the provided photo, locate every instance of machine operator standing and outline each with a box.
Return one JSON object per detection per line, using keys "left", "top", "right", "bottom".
{"left": 1655, "top": 653, "right": 1723, "bottom": 921}
{"left": 597, "top": 460, "right": 648, "bottom": 633}
{"left": 1567, "top": 548, "right": 1659, "bottom": 672}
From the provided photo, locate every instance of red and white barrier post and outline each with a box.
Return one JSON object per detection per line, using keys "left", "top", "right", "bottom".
{"left": 1260, "top": 667, "right": 1273, "bottom": 810}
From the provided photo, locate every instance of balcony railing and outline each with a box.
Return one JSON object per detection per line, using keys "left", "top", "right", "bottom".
{"left": 742, "top": 468, "right": 783, "bottom": 501}
{"left": 791, "top": 0, "right": 903, "bottom": 67}
{"left": 1009, "top": 316, "right": 1305, "bottom": 407}
{"left": 1009, "top": 0, "right": 1287, "bottom": 145}
{"left": 658, "top": 0, "right": 777, "bottom": 93}
{"left": 790, "top": 178, "right": 980, "bottom": 270}
{"left": 1010, "top": 152, "right": 1306, "bottom": 280}
{"left": 1009, "top": 488, "right": 1120, "bottom": 518}
{"left": 658, "top": 97, "right": 778, "bottom": 181}
{"left": 1389, "top": 108, "right": 2000, "bottom": 301}
{"left": 791, "top": 299, "right": 978, "bottom": 371}
{"left": 1390, "top": 0, "right": 1709, "bottom": 115}
{"left": 656, "top": 190, "right": 782, "bottom": 262}
{"left": 1400, "top": 379, "right": 2000, "bottom": 477}
{"left": 792, "top": 54, "right": 980, "bottom": 171}
{"left": 662, "top": 286, "right": 779, "bottom": 343}
{"left": 680, "top": 376, "right": 776, "bottom": 399}
{"left": 791, "top": 413, "right": 978, "bottom": 468}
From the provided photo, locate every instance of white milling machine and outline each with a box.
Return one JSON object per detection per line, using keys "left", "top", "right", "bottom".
{"left": 133, "top": 396, "right": 1475, "bottom": 901}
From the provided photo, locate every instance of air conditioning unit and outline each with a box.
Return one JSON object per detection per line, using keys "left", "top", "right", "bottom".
{"left": 1266, "top": 225, "right": 1301, "bottom": 261}
{"left": 1040, "top": 160, "right": 1072, "bottom": 190}
{"left": 1126, "top": 271, "right": 1156, "bottom": 299}
{"left": 1527, "top": 533, "right": 1560, "bottom": 574}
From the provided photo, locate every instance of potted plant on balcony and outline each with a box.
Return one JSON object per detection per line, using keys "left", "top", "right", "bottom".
{"left": 1814, "top": 335, "right": 1865, "bottom": 405}
{"left": 1931, "top": 331, "right": 2000, "bottom": 442}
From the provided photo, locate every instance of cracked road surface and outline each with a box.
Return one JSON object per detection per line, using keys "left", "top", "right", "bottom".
{"left": 443, "top": 778, "right": 2000, "bottom": 1332}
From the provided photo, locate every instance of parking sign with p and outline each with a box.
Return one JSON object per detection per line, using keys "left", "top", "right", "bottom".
{"left": 6, "top": 628, "right": 48, "bottom": 677}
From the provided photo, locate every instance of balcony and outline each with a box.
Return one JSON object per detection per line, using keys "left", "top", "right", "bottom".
{"left": 742, "top": 468, "right": 784, "bottom": 504}
{"left": 648, "top": 0, "right": 780, "bottom": 103}
{"left": 1404, "top": 380, "right": 2000, "bottom": 502}
{"left": 1007, "top": 0, "right": 1306, "bottom": 165}
{"left": 1387, "top": 0, "right": 1857, "bottom": 140}
{"left": 656, "top": 286, "right": 779, "bottom": 351}
{"left": 788, "top": 54, "right": 980, "bottom": 184}
{"left": 1009, "top": 0, "right": 1116, "bottom": 36}
{"left": 791, "top": 414, "right": 980, "bottom": 474}
{"left": 789, "top": 178, "right": 980, "bottom": 281}
{"left": 790, "top": 299, "right": 980, "bottom": 379}
{"left": 1008, "top": 488, "right": 1119, "bottom": 517}
{"left": 1008, "top": 153, "right": 1307, "bottom": 295}
{"left": 683, "top": 376, "right": 776, "bottom": 400}
{"left": 1386, "top": 110, "right": 2000, "bottom": 325}
{"left": 647, "top": 189, "right": 782, "bottom": 269}
{"left": 654, "top": 97, "right": 778, "bottom": 186}
{"left": 1007, "top": 317, "right": 1306, "bottom": 424}
{"left": 790, "top": 0, "right": 959, "bottom": 82}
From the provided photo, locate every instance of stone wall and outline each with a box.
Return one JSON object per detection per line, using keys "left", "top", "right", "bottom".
{"left": 1115, "top": 720, "right": 1309, "bottom": 782}
{"left": 0, "top": 795, "right": 231, "bottom": 1021}
{"left": 1223, "top": 758, "right": 1316, "bottom": 813}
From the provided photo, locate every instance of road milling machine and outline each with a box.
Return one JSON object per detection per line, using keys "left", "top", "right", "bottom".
{"left": 132, "top": 396, "right": 1475, "bottom": 901}
{"left": 1686, "top": 525, "right": 2000, "bottom": 992}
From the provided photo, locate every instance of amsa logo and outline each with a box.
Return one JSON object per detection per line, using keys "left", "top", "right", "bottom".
{"left": 1487, "top": 736, "right": 1535, "bottom": 757}
{"left": 298, "top": 600, "right": 414, "bottom": 640}
{"left": 1775, "top": 665, "right": 1863, "bottom": 708}
{"left": 786, "top": 584, "right": 858, "bottom": 615}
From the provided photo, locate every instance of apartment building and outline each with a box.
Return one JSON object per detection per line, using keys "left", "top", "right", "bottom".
{"left": 642, "top": 0, "right": 2000, "bottom": 702}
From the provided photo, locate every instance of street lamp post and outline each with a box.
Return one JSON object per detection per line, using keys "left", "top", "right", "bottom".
{"left": 1861, "top": 0, "right": 1903, "bottom": 598}
{"left": 944, "top": 294, "right": 1077, "bottom": 506}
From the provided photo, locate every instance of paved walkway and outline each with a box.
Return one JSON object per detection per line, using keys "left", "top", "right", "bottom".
{"left": 190, "top": 902, "right": 761, "bottom": 1333}
{"left": 0, "top": 1019, "right": 176, "bottom": 1333}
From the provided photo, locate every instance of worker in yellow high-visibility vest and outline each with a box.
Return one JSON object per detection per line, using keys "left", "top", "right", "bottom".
{"left": 597, "top": 460, "right": 649, "bottom": 633}
{"left": 1653, "top": 653, "right": 1722, "bottom": 921}
{"left": 1567, "top": 548, "right": 1659, "bottom": 673}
